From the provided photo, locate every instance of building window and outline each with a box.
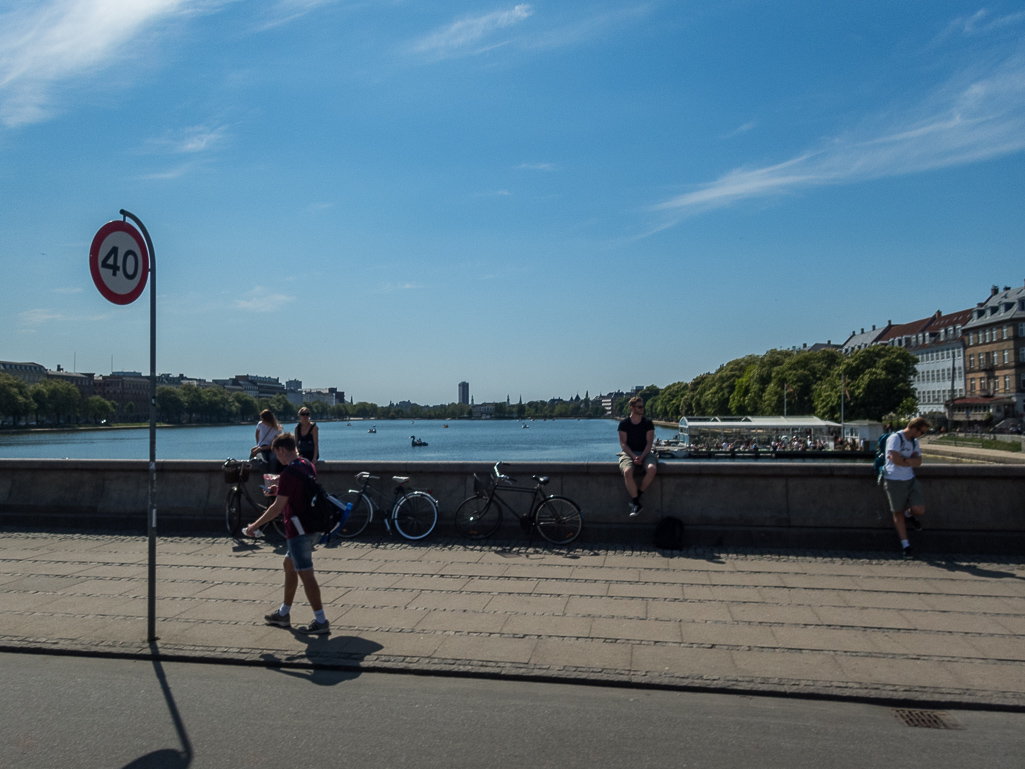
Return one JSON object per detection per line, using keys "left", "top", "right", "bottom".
{"left": 1004, "top": 326, "right": 1010, "bottom": 340}
{"left": 970, "top": 378, "right": 976, "bottom": 393}
{"left": 1004, "top": 349, "right": 1010, "bottom": 365}
{"left": 1019, "top": 322, "right": 1025, "bottom": 337}
{"left": 969, "top": 354, "right": 974, "bottom": 369}
{"left": 969, "top": 332, "right": 975, "bottom": 345}
{"left": 1005, "top": 375, "right": 1011, "bottom": 392}
{"left": 1020, "top": 347, "right": 1025, "bottom": 363}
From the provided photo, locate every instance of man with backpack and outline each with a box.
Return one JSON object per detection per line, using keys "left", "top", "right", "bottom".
{"left": 881, "top": 417, "right": 930, "bottom": 560}
{"left": 243, "top": 432, "right": 330, "bottom": 634}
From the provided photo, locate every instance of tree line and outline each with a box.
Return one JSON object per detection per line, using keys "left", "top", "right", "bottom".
{"left": 0, "top": 374, "right": 117, "bottom": 426}
{"left": 635, "top": 346, "right": 918, "bottom": 423}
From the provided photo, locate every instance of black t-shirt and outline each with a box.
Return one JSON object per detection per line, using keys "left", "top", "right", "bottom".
{"left": 618, "top": 417, "right": 654, "bottom": 453}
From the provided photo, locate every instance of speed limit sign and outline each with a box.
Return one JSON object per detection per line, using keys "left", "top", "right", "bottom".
{"left": 89, "top": 220, "right": 149, "bottom": 305}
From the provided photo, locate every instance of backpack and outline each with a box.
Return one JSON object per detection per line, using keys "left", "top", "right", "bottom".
{"left": 653, "top": 516, "right": 685, "bottom": 550}
{"left": 874, "top": 432, "right": 909, "bottom": 484}
{"left": 281, "top": 463, "right": 347, "bottom": 535}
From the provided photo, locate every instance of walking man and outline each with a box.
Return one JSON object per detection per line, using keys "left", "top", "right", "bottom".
{"left": 244, "top": 432, "right": 330, "bottom": 634}
{"left": 882, "top": 417, "right": 929, "bottom": 559}
{"left": 618, "top": 396, "right": 657, "bottom": 516}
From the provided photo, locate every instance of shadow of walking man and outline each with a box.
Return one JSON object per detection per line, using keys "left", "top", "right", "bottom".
{"left": 259, "top": 634, "right": 384, "bottom": 685}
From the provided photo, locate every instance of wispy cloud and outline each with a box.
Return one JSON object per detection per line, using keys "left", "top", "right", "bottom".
{"left": 372, "top": 282, "right": 426, "bottom": 294}
{"left": 516, "top": 161, "right": 556, "bottom": 171}
{"left": 54, "top": 287, "right": 83, "bottom": 294}
{"left": 939, "top": 9, "right": 1025, "bottom": 39}
{"left": 147, "top": 123, "right": 230, "bottom": 154}
{"left": 249, "top": 0, "right": 342, "bottom": 33}
{"left": 411, "top": 4, "right": 534, "bottom": 59}
{"left": 18, "top": 307, "right": 110, "bottom": 328}
{"left": 652, "top": 49, "right": 1025, "bottom": 224}
{"left": 722, "top": 121, "right": 756, "bottom": 139}
{"left": 0, "top": 1, "right": 225, "bottom": 127}
{"left": 233, "top": 286, "right": 295, "bottom": 312}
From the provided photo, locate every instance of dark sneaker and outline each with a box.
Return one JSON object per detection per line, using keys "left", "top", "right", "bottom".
{"left": 264, "top": 610, "right": 291, "bottom": 628}
{"left": 902, "top": 546, "right": 915, "bottom": 560}
{"left": 906, "top": 515, "right": 923, "bottom": 531}
{"left": 629, "top": 503, "right": 643, "bottom": 517}
{"left": 298, "top": 619, "right": 330, "bottom": 635}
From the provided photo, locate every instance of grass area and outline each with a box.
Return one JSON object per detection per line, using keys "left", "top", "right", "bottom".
{"left": 932, "top": 434, "right": 1022, "bottom": 453}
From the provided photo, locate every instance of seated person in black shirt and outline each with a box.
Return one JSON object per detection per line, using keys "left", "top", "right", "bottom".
{"left": 617, "top": 396, "right": 657, "bottom": 516}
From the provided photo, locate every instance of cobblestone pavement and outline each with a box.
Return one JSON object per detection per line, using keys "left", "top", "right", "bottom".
{"left": 1, "top": 529, "right": 1023, "bottom": 709}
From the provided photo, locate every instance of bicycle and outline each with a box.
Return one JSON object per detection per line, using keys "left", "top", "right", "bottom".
{"left": 454, "top": 461, "right": 583, "bottom": 545}
{"left": 222, "top": 458, "right": 284, "bottom": 539}
{"left": 325, "top": 471, "right": 439, "bottom": 542}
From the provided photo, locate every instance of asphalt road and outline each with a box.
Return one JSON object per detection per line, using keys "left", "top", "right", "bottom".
{"left": 2, "top": 652, "right": 1023, "bottom": 769}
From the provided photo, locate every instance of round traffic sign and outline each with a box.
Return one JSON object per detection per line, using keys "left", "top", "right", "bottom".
{"left": 89, "top": 221, "right": 149, "bottom": 305}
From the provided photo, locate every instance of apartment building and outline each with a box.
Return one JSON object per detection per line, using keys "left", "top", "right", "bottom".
{"left": 958, "top": 283, "right": 1025, "bottom": 422}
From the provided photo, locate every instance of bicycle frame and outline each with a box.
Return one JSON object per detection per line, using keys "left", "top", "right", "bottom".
{"left": 326, "top": 471, "right": 439, "bottom": 542}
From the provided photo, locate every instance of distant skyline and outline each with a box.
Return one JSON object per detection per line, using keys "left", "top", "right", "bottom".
{"left": 2, "top": 2, "right": 1024, "bottom": 404}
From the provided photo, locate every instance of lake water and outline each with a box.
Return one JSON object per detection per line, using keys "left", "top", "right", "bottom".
{"left": 0, "top": 419, "right": 679, "bottom": 462}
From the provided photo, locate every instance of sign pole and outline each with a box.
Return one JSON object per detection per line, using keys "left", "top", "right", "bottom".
{"left": 119, "top": 210, "right": 158, "bottom": 644}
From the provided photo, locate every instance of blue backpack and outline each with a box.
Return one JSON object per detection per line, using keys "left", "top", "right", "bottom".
{"left": 874, "top": 431, "right": 908, "bottom": 483}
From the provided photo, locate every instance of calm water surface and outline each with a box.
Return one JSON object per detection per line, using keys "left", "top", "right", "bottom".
{"left": 0, "top": 420, "right": 678, "bottom": 462}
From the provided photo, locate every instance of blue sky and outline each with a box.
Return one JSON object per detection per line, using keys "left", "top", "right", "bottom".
{"left": 2, "top": 1, "right": 1024, "bottom": 406}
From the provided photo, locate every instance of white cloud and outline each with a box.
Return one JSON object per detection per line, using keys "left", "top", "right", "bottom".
{"left": 411, "top": 4, "right": 534, "bottom": 59}
{"left": 517, "top": 161, "right": 555, "bottom": 171}
{"left": 653, "top": 49, "right": 1025, "bottom": 222}
{"left": 0, "top": 1, "right": 226, "bottom": 127}
{"left": 17, "top": 307, "right": 110, "bottom": 327}
{"left": 54, "top": 287, "right": 83, "bottom": 294}
{"left": 371, "top": 282, "right": 426, "bottom": 294}
{"left": 233, "top": 286, "right": 295, "bottom": 312}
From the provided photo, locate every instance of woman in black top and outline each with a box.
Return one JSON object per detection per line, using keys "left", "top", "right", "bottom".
{"left": 295, "top": 407, "right": 319, "bottom": 462}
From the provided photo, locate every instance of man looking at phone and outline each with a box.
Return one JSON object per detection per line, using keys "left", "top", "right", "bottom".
{"left": 243, "top": 432, "right": 329, "bottom": 634}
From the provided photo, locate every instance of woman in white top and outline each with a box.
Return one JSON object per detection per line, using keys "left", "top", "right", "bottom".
{"left": 251, "top": 409, "right": 283, "bottom": 468}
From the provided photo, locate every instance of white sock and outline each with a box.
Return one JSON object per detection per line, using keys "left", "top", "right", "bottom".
{"left": 904, "top": 510, "right": 913, "bottom": 518}
{"left": 314, "top": 609, "right": 327, "bottom": 624}
{"left": 901, "top": 539, "right": 910, "bottom": 549}
{"left": 279, "top": 604, "right": 291, "bottom": 616}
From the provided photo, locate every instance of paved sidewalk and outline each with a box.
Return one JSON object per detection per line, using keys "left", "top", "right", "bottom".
{"left": 1, "top": 530, "right": 1023, "bottom": 709}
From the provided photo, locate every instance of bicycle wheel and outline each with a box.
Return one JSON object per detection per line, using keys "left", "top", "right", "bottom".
{"left": 454, "top": 495, "right": 501, "bottom": 539}
{"left": 534, "top": 496, "right": 582, "bottom": 545}
{"left": 332, "top": 491, "right": 373, "bottom": 538}
{"left": 225, "top": 489, "right": 243, "bottom": 536}
{"left": 393, "top": 491, "right": 438, "bottom": 540}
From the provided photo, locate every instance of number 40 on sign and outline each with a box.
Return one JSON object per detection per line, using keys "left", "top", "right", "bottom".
{"left": 89, "top": 220, "right": 149, "bottom": 305}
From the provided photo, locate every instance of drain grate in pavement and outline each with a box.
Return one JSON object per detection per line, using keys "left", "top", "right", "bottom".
{"left": 892, "top": 709, "right": 960, "bottom": 730}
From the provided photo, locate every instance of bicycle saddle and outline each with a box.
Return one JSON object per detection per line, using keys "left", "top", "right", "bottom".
{"left": 392, "top": 476, "right": 410, "bottom": 484}
{"left": 532, "top": 475, "right": 549, "bottom": 485}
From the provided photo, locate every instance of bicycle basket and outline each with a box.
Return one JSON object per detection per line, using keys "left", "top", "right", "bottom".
{"left": 222, "top": 459, "right": 249, "bottom": 484}
{"left": 473, "top": 473, "right": 494, "bottom": 496}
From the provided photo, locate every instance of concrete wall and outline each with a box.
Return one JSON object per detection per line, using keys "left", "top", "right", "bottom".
{"left": 1, "top": 459, "right": 1022, "bottom": 553}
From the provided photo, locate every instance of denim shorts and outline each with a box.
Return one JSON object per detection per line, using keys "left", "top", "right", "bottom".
{"left": 286, "top": 533, "right": 319, "bottom": 572}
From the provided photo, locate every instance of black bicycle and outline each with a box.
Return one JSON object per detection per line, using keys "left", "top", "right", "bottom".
{"left": 454, "top": 461, "right": 582, "bottom": 545}
{"left": 326, "top": 471, "right": 439, "bottom": 542}
{"left": 222, "top": 458, "right": 284, "bottom": 539}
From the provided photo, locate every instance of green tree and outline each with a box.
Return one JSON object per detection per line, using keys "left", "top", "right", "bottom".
{"left": 156, "top": 386, "right": 186, "bottom": 423}
{"left": 0, "top": 373, "right": 34, "bottom": 426}
{"left": 84, "top": 395, "right": 116, "bottom": 424}
{"left": 30, "top": 380, "right": 81, "bottom": 424}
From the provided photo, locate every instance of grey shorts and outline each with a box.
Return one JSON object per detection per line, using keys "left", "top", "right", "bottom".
{"left": 619, "top": 451, "right": 657, "bottom": 475}
{"left": 286, "top": 533, "right": 319, "bottom": 572}
{"left": 883, "top": 477, "right": 925, "bottom": 512}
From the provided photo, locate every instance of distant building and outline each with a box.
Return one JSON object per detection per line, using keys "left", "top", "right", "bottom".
{"left": 471, "top": 402, "right": 494, "bottom": 419}
{"left": 841, "top": 324, "right": 890, "bottom": 355}
{"left": 458, "top": 381, "right": 469, "bottom": 405}
{"left": 47, "top": 367, "right": 95, "bottom": 399}
{"left": 0, "top": 360, "right": 47, "bottom": 386}
{"left": 957, "top": 282, "right": 1025, "bottom": 422}
{"left": 232, "top": 374, "right": 285, "bottom": 400}
{"left": 95, "top": 373, "right": 150, "bottom": 419}
{"left": 910, "top": 308, "right": 971, "bottom": 416}
{"left": 302, "top": 387, "right": 344, "bottom": 406}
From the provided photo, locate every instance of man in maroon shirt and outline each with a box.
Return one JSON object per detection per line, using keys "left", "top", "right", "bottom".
{"left": 244, "top": 433, "right": 329, "bottom": 634}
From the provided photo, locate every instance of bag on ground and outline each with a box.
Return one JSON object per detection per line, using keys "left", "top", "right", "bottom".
{"left": 653, "top": 516, "right": 685, "bottom": 550}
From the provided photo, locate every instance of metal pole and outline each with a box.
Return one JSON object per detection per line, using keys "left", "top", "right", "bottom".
{"left": 120, "top": 209, "right": 157, "bottom": 644}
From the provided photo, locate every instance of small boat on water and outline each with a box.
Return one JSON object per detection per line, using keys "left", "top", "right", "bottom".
{"left": 410, "top": 435, "right": 428, "bottom": 447}
{"left": 368, "top": 426, "right": 377, "bottom": 433}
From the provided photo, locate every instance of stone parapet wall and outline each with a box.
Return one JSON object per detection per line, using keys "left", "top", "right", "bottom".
{"left": 1, "top": 459, "right": 1022, "bottom": 553}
